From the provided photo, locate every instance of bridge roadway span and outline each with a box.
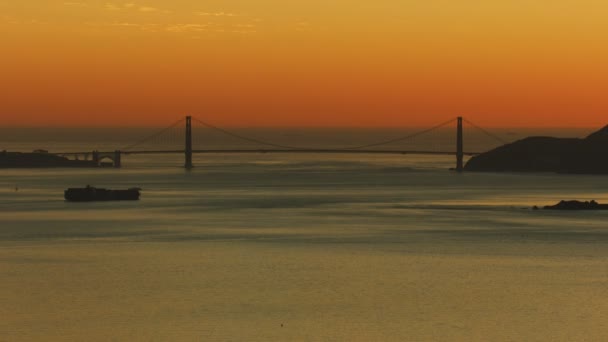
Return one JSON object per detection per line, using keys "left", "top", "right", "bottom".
{"left": 57, "top": 149, "right": 480, "bottom": 156}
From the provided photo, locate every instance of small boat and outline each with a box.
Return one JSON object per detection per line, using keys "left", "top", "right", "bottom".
{"left": 64, "top": 185, "right": 141, "bottom": 202}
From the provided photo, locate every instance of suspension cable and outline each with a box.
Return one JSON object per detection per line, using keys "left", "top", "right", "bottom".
{"left": 340, "top": 117, "right": 458, "bottom": 150}
{"left": 192, "top": 117, "right": 305, "bottom": 149}
{"left": 192, "top": 116, "right": 460, "bottom": 150}
{"left": 463, "top": 118, "right": 508, "bottom": 145}
{"left": 125, "top": 116, "right": 464, "bottom": 151}
{"left": 121, "top": 118, "right": 185, "bottom": 151}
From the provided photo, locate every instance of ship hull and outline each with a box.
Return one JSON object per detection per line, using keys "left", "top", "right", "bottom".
{"left": 64, "top": 188, "right": 140, "bottom": 202}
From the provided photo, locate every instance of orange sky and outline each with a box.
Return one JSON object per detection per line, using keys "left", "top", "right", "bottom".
{"left": 1, "top": 0, "right": 607, "bottom": 127}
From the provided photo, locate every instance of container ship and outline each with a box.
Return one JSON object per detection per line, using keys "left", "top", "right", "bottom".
{"left": 64, "top": 186, "right": 141, "bottom": 202}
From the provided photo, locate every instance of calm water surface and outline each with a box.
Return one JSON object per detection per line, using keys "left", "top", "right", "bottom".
{"left": 1, "top": 128, "right": 608, "bottom": 341}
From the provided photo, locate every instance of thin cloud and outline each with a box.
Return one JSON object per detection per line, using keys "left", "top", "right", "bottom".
{"left": 295, "top": 21, "right": 312, "bottom": 32}
{"left": 234, "top": 24, "right": 255, "bottom": 29}
{"left": 104, "top": 3, "right": 170, "bottom": 13}
{"left": 110, "top": 22, "right": 141, "bottom": 27}
{"left": 166, "top": 23, "right": 210, "bottom": 33}
{"left": 87, "top": 22, "right": 160, "bottom": 32}
{"left": 104, "top": 3, "right": 122, "bottom": 11}
{"left": 230, "top": 29, "right": 256, "bottom": 34}
{"left": 1, "top": 16, "right": 43, "bottom": 25}
{"left": 195, "top": 12, "right": 239, "bottom": 17}
{"left": 165, "top": 23, "right": 255, "bottom": 35}
{"left": 139, "top": 6, "right": 159, "bottom": 12}
{"left": 63, "top": 2, "right": 87, "bottom": 6}
{"left": 1, "top": 15, "right": 20, "bottom": 24}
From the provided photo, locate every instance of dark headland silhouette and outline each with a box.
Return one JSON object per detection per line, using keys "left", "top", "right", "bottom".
{"left": 540, "top": 200, "right": 608, "bottom": 210}
{"left": 0, "top": 151, "right": 98, "bottom": 168}
{"left": 465, "top": 124, "right": 608, "bottom": 174}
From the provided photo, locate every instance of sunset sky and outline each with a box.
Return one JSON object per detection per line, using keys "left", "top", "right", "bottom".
{"left": 1, "top": 1, "right": 607, "bottom": 127}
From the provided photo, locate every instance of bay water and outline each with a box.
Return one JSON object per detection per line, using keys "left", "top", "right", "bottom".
{"left": 1, "top": 127, "right": 608, "bottom": 341}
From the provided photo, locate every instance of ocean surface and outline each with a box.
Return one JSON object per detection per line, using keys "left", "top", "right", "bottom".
{"left": 2, "top": 127, "right": 608, "bottom": 341}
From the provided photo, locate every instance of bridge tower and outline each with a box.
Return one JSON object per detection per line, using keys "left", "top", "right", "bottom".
{"left": 114, "top": 150, "right": 122, "bottom": 168}
{"left": 456, "top": 116, "right": 464, "bottom": 172}
{"left": 185, "top": 116, "right": 193, "bottom": 169}
{"left": 92, "top": 150, "right": 100, "bottom": 166}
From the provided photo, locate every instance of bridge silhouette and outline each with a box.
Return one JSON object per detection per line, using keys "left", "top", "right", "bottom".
{"left": 54, "top": 116, "right": 507, "bottom": 171}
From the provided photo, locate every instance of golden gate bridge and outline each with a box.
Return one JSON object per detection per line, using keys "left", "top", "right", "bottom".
{"left": 53, "top": 116, "right": 507, "bottom": 171}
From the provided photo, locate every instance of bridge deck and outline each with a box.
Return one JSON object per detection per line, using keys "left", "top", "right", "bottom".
{"left": 56, "top": 149, "right": 480, "bottom": 156}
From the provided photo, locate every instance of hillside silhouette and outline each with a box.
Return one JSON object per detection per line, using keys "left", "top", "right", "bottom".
{"left": 465, "top": 124, "right": 608, "bottom": 174}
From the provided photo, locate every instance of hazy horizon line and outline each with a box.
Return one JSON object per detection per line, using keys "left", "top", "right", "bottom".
{"left": 0, "top": 124, "right": 603, "bottom": 130}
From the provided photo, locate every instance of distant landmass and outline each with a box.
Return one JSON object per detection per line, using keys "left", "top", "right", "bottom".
{"left": 0, "top": 151, "right": 97, "bottom": 168}
{"left": 465, "top": 124, "right": 608, "bottom": 174}
{"left": 542, "top": 200, "right": 608, "bottom": 210}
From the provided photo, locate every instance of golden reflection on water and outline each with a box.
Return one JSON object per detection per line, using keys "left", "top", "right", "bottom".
{"left": 2, "top": 241, "right": 608, "bottom": 341}
{"left": 3, "top": 152, "right": 608, "bottom": 340}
